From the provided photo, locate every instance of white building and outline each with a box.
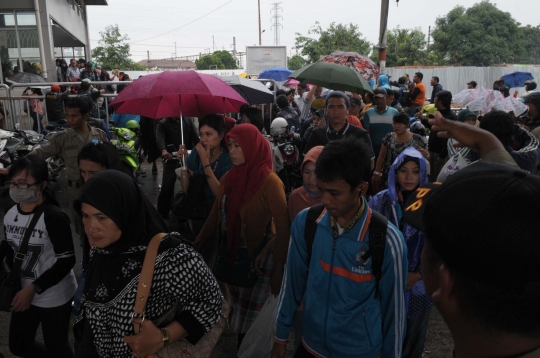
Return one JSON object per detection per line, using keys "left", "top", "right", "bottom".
{"left": 0, "top": 0, "right": 107, "bottom": 83}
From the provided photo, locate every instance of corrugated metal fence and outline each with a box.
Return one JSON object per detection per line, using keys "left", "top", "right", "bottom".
{"left": 386, "top": 65, "right": 540, "bottom": 98}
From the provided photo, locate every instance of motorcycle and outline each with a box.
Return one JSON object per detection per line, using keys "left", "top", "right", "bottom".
{"left": 110, "top": 125, "right": 143, "bottom": 179}
{"left": 269, "top": 117, "right": 302, "bottom": 197}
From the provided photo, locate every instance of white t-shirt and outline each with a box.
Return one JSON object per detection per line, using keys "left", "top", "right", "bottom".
{"left": 3, "top": 204, "right": 77, "bottom": 307}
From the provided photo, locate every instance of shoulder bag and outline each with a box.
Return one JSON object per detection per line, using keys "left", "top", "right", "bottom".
{"left": 133, "top": 233, "right": 229, "bottom": 358}
{"left": 0, "top": 206, "right": 45, "bottom": 312}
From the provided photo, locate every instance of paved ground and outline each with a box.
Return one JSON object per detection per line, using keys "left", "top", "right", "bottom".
{"left": 0, "top": 160, "right": 453, "bottom": 357}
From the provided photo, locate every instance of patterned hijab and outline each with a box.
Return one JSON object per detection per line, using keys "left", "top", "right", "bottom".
{"left": 224, "top": 125, "right": 272, "bottom": 260}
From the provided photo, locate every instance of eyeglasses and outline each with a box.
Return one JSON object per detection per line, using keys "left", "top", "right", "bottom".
{"left": 7, "top": 182, "right": 40, "bottom": 189}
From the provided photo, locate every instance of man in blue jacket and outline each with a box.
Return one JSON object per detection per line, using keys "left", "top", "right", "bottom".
{"left": 271, "top": 137, "right": 408, "bottom": 358}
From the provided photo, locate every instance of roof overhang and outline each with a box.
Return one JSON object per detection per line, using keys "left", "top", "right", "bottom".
{"left": 85, "top": 0, "right": 108, "bottom": 5}
{"left": 52, "top": 21, "right": 85, "bottom": 47}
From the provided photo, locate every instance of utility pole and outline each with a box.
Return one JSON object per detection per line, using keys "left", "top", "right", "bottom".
{"left": 174, "top": 42, "right": 177, "bottom": 58}
{"left": 213, "top": 35, "right": 216, "bottom": 52}
{"left": 147, "top": 50, "right": 150, "bottom": 71}
{"left": 427, "top": 26, "right": 431, "bottom": 52}
{"left": 258, "top": 0, "right": 262, "bottom": 45}
{"left": 377, "top": 0, "right": 390, "bottom": 74}
{"left": 271, "top": 2, "right": 283, "bottom": 46}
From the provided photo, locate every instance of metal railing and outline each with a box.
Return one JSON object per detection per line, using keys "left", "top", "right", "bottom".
{"left": 0, "top": 81, "right": 130, "bottom": 131}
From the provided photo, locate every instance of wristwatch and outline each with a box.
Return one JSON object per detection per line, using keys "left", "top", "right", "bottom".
{"left": 202, "top": 164, "right": 211, "bottom": 170}
{"left": 33, "top": 282, "right": 43, "bottom": 294}
{"left": 161, "top": 327, "right": 170, "bottom": 346}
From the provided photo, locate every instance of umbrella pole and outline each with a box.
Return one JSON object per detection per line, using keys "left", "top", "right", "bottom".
{"left": 180, "top": 107, "right": 186, "bottom": 168}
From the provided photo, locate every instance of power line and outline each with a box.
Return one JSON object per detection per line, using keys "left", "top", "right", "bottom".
{"left": 127, "top": 0, "right": 235, "bottom": 44}
{"left": 270, "top": 2, "right": 283, "bottom": 46}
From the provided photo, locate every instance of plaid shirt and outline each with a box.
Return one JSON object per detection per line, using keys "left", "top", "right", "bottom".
{"left": 80, "top": 69, "right": 99, "bottom": 82}
{"left": 66, "top": 66, "right": 80, "bottom": 81}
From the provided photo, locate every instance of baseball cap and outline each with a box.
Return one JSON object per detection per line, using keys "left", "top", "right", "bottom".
{"left": 403, "top": 161, "right": 540, "bottom": 292}
{"left": 350, "top": 97, "right": 362, "bottom": 107}
{"left": 51, "top": 84, "right": 61, "bottom": 92}
{"left": 373, "top": 87, "right": 387, "bottom": 98}
{"left": 467, "top": 81, "right": 477, "bottom": 87}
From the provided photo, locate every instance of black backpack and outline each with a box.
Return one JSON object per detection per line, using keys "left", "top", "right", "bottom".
{"left": 304, "top": 203, "right": 388, "bottom": 297}
{"left": 400, "top": 87, "right": 411, "bottom": 108}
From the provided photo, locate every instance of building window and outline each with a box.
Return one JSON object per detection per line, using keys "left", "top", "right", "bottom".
{"left": 0, "top": 11, "right": 40, "bottom": 76}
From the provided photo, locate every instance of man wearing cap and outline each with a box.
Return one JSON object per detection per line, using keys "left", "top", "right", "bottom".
{"left": 429, "top": 76, "right": 443, "bottom": 104}
{"left": 404, "top": 114, "right": 540, "bottom": 358}
{"left": 467, "top": 81, "right": 477, "bottom": 89}
{"left": 79, "top": 62, "right": 99, "bottom": 82}
{"left": 363, "top": 88, "right": 399, "bottom": 157}
{"left": 45, "top": 84, "right": 70, "bottom": 124}
{"left": 346, "top": 97, "right": 363, "bottom": 127}
{"left": 302, "top": 91, "right": 374, "bottom": 163}
{"left": 272, "top": 136, "right": 407, "bottom": 358}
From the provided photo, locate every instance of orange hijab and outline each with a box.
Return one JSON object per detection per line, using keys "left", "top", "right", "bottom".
{"left": 224, "top": 125, "right": 272, "bottom": 259}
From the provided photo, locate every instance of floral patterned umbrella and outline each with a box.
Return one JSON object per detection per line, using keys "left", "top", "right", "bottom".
{"left": 319, "top": 51, "right": 379, "bottom": 83}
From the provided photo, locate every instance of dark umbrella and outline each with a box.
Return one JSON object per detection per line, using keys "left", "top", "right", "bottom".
{"left": 219, "top": 75, "right": 274, "bottom": 104}
{"left": 258, "top": 67, "right": 293, "bottom": 81}
{"left": 289, "top": 62, "right": 373, "bottom": 95}
{"left": 6, "top": 72, "right": 45, "bottom": 84}
{"left": 502, "top": 71, "right": 534, "bottom": 88}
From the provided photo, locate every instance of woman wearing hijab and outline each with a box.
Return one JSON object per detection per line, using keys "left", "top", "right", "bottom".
{"left": 195, "top": 124, "right": 290, "bottom": 347}
{"left": 368, "top": 148, "right": 433, "bottom": 358}
{"left": 73, "top": 171, "right": 223, "bottom": 358}
{"left": 288, "top": 146, "right": 323, "bottom": 221}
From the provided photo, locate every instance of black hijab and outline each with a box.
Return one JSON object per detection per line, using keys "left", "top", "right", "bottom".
{"left": 74, "top": 170, "right": 169, "bottom": 304}
{"left": 59, "top": 59, "right": 68, "bottom": 79}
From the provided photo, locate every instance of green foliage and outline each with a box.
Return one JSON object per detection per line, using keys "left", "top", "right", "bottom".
{"left": 431, "top": 1, "right": 524, "bottom": 66}
{"left": 294, "top": 22, "right": 372, "bottom": 63}
{"left": 370, "top": 27, "right": 433, "bottom": 66}
{"left": 520, "top": 25, "right": 540, "bottom": 64}
{"left": 91, "top": 25, "right": 143, "bottom": 71}
{"left": 288, "top": 55, "right": 306, "bottom": 71}
{"left": 195, "top": 50, "right": 238, "bottom": 70}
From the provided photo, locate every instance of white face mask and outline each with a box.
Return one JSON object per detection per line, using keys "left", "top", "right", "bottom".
{"left": 9, "top": 186, "right": 41, "bottom": 204}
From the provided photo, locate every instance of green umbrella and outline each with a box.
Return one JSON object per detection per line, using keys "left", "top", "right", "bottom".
{"left": 289, "top": 62, "right": 373, "bottom": 95}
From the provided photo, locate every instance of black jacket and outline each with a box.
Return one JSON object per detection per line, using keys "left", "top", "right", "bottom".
{"left": 156, "top": 117, "right": 199, "bottom": 151}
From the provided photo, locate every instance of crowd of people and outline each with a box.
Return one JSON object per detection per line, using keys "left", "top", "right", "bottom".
{"left": 0, "top": 66, "right": 539, "bottom": 358}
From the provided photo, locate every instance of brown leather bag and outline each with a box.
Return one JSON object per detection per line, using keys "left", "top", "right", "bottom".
{"left": 133, "top": 233, "right": 229, "bottom": 358}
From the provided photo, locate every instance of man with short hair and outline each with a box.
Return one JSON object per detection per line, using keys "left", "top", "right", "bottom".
{"left": 524, "top": 92, "right": 540, "bottom": 139}
{"left": 397, "top": 77, "right": 411, "bottom": 109}
{"left": 67, "top": 58, "right": 80, "bottom": 81}
{"left": 156, "top": 117, "right": 199, "bottom": 220}
{"left": 387, "top": 90, "right": 403, "bottom": 113}
{"left": 272, "top": 136, "right": 407, "bottom": 358}
{"left": 409, "top": 72, "right": 426, "bottom": 115}
{"left": 346, "top": 97, "right": 363, "bottom": 127}
{"left": 429, "top": 76, "right": 443, "bottom": 104}
{"left": 363, "top": 87, "right": 399, "bottom": 157}
{"left": 467, "top": 81, "right": 477, "bottom": 89}
{"left": 479, "top": 110, "right": 540, "bottom": 172}
{"left": 276, "top": 94, "right": 301, "bottom": 130}
{"left": 403, "top": 120, "right": 540, "bottom": 357}
{"left": 79, "top": 62, "right": 99, "bottom": 82}
{"left": 303, "top": 91, "right": 374, "bottom": 162}
{"left": 431, "top": 90, "right": 456, "bottom": 177}
{"left": 30, "top": 97, "right": 109, "bottom": 238}
{"left": 294, "top": 83, "right": 308, "bottom": 113}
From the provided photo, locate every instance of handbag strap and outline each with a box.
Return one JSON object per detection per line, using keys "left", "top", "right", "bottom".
{"left": 11, "top": 206, "right": 45, "bottom": 278}
{"left": 132, "top": 232, "right": 168, "bottom": 334}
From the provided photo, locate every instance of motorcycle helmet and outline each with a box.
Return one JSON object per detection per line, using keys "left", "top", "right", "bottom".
{"left": 524, "top": 80, "right": 537, "bottom": 92}
{"left": 270, "top": 117, "right": 288, "bottom": 135}
{"left": 125, "top": 120, "right": 140, "bottom": 133}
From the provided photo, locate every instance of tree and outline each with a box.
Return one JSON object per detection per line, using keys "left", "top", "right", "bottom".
{"left": 294, "top": 22, "right": 372, "bottom": 64}
{"left": 431, "top": 1, "right": 524, "bottom": 66}
{"left": 519, "top": 25, "right": 540, "bottom": 64}
{"left": 288, "top": 55, "right": 306, "bottom": 71}
{"left": 91, "top": 25, "right": 145, "bottom": 70}
{"left": 370, "top": 27, "right": 430, "bottom": 66}
{"left": 195, "top": 50, "right": 238, "bottom": 70}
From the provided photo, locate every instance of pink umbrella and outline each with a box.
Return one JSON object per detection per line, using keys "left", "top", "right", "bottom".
{"left": 319, "top": 51, "right": 379, "bottom": 83}
{"left": 110, "top": 70, "right": 247, "bottom": 119}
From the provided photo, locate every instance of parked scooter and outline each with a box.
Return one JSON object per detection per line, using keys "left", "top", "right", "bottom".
{"left": 110, "top": 120, "right": 143, "bottom": 179}
{"left": 270, "top": 117, "right": 302, "bottom": 197}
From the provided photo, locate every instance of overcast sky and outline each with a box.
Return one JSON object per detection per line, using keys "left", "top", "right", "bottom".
{"left": 87, "top": 0, "right": 539, "bottom": 64}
